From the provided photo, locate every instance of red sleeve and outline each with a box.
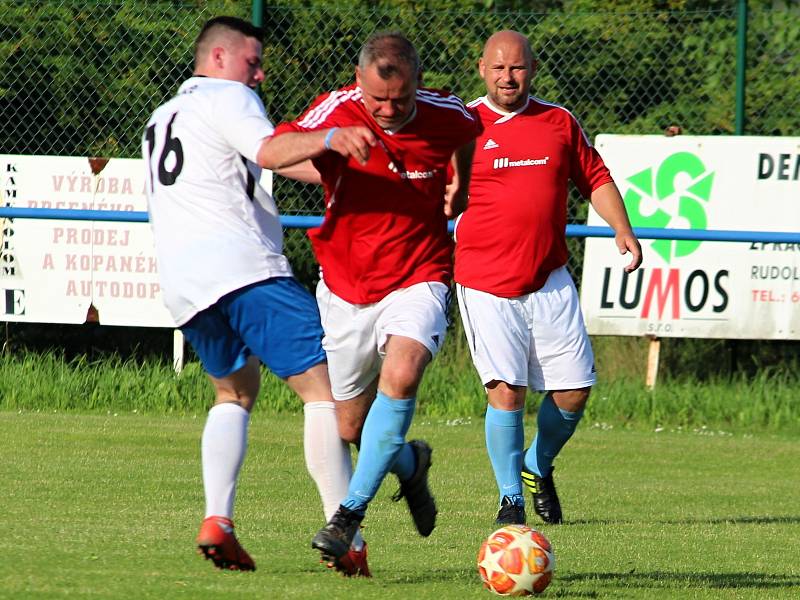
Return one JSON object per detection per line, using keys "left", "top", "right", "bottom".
{"left": 273, "top": 89, "right": 345, "bottom": 135}
{"left": 568, "top": 114, "right": 613, "bottom": 198}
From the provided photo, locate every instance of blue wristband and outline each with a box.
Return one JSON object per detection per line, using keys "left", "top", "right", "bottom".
{"left": 324, "top": 128, "right": 338, "bottom": 150}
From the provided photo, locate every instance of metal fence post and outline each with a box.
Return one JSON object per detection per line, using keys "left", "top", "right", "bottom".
{"left": 252, "top": 0, "right": 263, "bottom": 27}
{"left": 735, "top": 0, "right": 748, "bottom": 135}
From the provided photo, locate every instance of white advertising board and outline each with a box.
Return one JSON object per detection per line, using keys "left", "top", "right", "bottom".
{"left": 0, "top": 155, "right": 175, "bottom": 327}
{"left": 580, "top": 135, "right": 799, "bottom": 340}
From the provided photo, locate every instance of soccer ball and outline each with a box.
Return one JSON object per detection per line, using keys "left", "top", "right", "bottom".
{"left": 478, "top": 525, "right": 554, "bottom": 596}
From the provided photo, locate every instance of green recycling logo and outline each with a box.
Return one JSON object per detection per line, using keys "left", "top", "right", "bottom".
{"left": 623, "top": 152, "right": 714, "bottom": 263}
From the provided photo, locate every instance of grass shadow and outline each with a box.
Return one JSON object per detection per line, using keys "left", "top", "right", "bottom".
{"left": 556, "top": 516, "right": 800, "bottom": 527}
{"left": 378, "top": 567, "right": 602, "bottom": 597}
{"left": 659, "top": 515, "right": 800, "bottom": 526}
{"left": 563, "top": 519, "right": 638, "bottom": 526}
{"left": 560, "top": 570, "right": 800, "bottom": 590}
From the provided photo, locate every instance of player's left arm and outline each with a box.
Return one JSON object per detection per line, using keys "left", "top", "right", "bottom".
{"left": 444, "top": 139, "right": 476, "bottom": 219}
{"left": 589, "top": 181, "right": 643, "bottom": 273}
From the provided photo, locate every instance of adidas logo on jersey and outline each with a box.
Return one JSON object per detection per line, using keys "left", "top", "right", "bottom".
{"left": 492, "top": 156, "right": 550, "bottom": 169}
{"left": 483, "top": 138, "right": 499, "bottom": 150}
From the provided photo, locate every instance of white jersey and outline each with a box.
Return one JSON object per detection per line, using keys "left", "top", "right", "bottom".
{"left": 143, "top": 77, "right": 292, "bottom": 325}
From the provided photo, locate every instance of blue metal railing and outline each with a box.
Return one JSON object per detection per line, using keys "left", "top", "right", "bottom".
{"left": 1, "top": 207, "right": 799, "bottom": 244}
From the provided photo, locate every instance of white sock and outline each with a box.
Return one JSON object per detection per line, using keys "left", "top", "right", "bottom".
{"left": 202, "top": 402, "right": 249, "bottom": 519}
{"left": 303, "top": 401, "right": 364, "bottom": 550}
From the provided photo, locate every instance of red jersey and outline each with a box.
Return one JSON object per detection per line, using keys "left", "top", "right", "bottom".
{"left": 454, "top": 96, "right": 613, "bottom": 297}
{"left": 275, "top": 84, "right": 479, "bottom": 304}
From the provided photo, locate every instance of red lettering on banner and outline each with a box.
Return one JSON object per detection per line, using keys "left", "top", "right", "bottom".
{"left": 62, "top": 252, "right": 157, "bottom": 273}
{"left": 641, "top": 268, "right": 681, "bottom": 319}
{"left": 51, "top": 228, "right": 131, "bottom": 247}
{"left": 64, "top": 280, "right": 160, "bottom": 299}
{"left": 65, "top": 279, "right": 92, "bottom": 297}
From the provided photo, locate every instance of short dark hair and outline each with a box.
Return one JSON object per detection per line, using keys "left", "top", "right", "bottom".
{"left": 358, "top": 31, "right": 420, "bottom": 79}
{"left": 195, "top": 16, "right": 264, "bottom": 65}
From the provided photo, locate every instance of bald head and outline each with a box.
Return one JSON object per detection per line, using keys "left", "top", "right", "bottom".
{"left": 479, "top": 30, "right": 536, "bottom": 112}
{"left": 482, "top": 30, "right": 534, "bottom": 64}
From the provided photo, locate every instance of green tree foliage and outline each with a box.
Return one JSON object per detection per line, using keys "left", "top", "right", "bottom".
{"left": 0, "top": 0, "right": 246, "bottom": 157}
{"left": 1, "top": 0, "right": 796, "bottom": 159}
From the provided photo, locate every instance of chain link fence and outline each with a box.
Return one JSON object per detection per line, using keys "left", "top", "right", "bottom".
{"left": 1, "top": 1, "right": 798, "bottom": 371}
{"left": 2, "top": 1, "right": 797, "bottom": 283}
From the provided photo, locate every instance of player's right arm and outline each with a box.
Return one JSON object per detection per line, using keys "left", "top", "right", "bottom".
{"left": 257, "top": 126, "right": 376, "bottom": 169}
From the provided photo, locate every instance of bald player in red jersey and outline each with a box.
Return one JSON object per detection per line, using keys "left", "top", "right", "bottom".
{"left": 454, "top": 30, "right": 642, "bottom": 526}
{"left": 273, "top": 31, "right": 479, "bottom": 569}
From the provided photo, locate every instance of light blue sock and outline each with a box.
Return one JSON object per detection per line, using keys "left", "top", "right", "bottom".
{"left": 485, "top": 404, "right": 525, "bottom": 505}
{"left": 525, "top": 393, "right": 584, "bottom": 476}
{"left": 342, "top": 391, "right": 416, "bottom": 515}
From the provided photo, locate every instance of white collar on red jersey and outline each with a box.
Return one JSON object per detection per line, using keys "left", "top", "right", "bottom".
{"left": 481, "top": 96, "right": 531, "bottom": 124}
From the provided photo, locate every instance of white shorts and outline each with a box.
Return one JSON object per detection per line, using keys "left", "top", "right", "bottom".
{"left": 316, "top": 279, "right": 449, "bottom": 400}
{"left": 457, "top": 266, "right": 596, "bottom": 392}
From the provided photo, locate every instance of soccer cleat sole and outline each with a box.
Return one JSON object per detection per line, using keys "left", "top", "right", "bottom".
{"left": 197, "top": 543, "right": 256, "bottom": 571}
{"left": 311, "top": 531, "right": 350, "bottom": 562}
{"left": 325, "top": 545, "right": 372, "bottom": 577}
{"left": 196, "top": 516, "right": 255, "bottom": 571}
{"left": 495, "top": 508, "right": 527, "bottom": 526}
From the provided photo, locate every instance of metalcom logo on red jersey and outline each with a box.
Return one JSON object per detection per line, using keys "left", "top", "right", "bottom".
{"left": 387, "top": 161, "right": 437, "bottom": 179}
{"left": 492, "top": 157, "right": 550, "bottom": 169}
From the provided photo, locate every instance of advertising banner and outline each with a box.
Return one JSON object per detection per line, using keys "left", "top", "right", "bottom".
{"left": 580, "top": 135, "right": 799, "bottom": 340}
{"left": 0, "top": 155, "right": 174, "bottom": 326}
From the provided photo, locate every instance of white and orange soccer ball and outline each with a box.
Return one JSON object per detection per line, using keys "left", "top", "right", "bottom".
{"left": 477, "top": 525, "right": 554, "bottom": 596}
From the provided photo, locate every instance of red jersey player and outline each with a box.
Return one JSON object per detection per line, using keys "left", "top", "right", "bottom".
{"left": 273, "top": 31, "right": 479, "bottom": 569}
{"left": 454, "top": 30, "right": 642, "bottom": 526}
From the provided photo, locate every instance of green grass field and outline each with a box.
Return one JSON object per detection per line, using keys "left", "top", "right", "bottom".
{"left": 2, "top": 412, "right": 798, "bottom": 599}
{"left": 2, "top": 351, "right": 799, "bottom": 433}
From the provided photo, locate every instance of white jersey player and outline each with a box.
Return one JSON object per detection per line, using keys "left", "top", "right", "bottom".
{"left": 142, "top": 15, "right": 377, "bottom": 576}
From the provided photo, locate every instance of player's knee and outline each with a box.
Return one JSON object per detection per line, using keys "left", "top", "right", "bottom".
{"left": 337, "top": 418, "right": 363, "bottom": 445}
{"left": 489, "top": 393, "right": 524, "bottom": 411}
{"left": 380, "top": 365, "right": 425, "bottom": 398}
{"left": 486, "top": 380, "right": 526, "bottom": 411}
{"left": 552, "top": 387, "right": 591, "bottom": 413}
{"left": 213, "top": 395, "right": 256, "bottom": 412}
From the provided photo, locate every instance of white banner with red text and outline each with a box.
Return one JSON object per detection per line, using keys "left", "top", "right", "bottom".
{"left": 0, "top": 155, "right": 273, "bottom": 328}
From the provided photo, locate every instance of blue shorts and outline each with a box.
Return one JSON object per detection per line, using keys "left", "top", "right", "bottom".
{"left": 180, "top": 277, "right": 326, "bottom": 379}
